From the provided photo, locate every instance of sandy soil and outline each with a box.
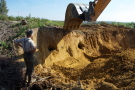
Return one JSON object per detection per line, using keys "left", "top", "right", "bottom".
{"left": 1, "top": 22, "right": 135, "bottom": 90}
{"left": 29, "top": 23, "right": 135, "bottom": 90}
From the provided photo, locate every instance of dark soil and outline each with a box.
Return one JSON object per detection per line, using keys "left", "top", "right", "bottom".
{"left": 0, "top": 21, "right": 20, "bottom": 56}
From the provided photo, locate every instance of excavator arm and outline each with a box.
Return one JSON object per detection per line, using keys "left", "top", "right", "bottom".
{"left": 63, "top": 0, "right": 111, "bottom": 30}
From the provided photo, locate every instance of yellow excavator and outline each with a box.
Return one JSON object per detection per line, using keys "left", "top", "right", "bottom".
{"left": 63, "top": 0, "right": 111, "bottom": 30}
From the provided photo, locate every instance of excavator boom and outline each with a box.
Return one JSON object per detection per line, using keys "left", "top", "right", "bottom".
{"left": 63, "top": 0, "right": 111, "bottom": 30}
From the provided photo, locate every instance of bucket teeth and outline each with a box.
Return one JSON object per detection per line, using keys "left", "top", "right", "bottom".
{"left": 63, "top": 18, "right": 83, "bottom": 30}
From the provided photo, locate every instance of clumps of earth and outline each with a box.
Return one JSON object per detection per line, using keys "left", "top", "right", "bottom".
{"left": 1, "top": 21, "right": 135, "bottom": 90}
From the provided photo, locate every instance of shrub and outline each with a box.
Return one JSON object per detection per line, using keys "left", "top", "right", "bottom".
{"left": 0, "top": 15, "right": 8, "bottom": 21}
{"left": 111, "top": 22, "right": 135, "bottom": 29}
{"left": 0, "top": 41, "right": 8, "bottom": 48}
{"left": 16, "top": 16, "right": 24, "bottom": 21}
{"left": 8, "top": 16, "right": 16, "bottom": 21}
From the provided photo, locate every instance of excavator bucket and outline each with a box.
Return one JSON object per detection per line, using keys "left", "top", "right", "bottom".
{"left": 63, "top": 0, "right": 111, "bottom": 30}
{"left": 63, "top": 3, "right": 87, "bottom": 30}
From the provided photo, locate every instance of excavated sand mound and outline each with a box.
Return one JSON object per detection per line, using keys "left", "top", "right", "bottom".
{"left": 16, "top": 24, "right": 135, "bottom": 89}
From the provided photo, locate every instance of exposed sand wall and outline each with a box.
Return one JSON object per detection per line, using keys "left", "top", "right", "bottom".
{"left": 37, "top": 26, "right": 135, "bottom": 67}
{"left": 16, "top": 26, "right": 135, "bottom": 69}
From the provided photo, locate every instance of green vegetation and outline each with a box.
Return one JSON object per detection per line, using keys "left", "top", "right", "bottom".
{"left": 0, "top": 41, "right": 8, "bottom": 48}
{"left": 0, "top": 15, "right": 135, "bottom": 56}
{"left": 101, "top": 21, "right": 135, "bottom": 28}
{"left": 0, "top": 15, "right": 64, "bottom": 38}
{"left": 0, "top": 15, "right": 64, "bottom": 27}
{"left": 111, "top": 22, "right": 135, "bottom": 28}
{"left": 0, "top": 0, "right": 8, "bottom": 15}
{"left": 0, "top": 15, "right": 64, "bottom": 56}
{"left": 0, "top": 14, "right": 8, "bottom": 20}
{"left": 83, "top": 21, "right": 135, "bottom": 29}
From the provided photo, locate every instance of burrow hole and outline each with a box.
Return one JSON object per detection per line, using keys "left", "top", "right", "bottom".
{"left": 48, "top": 45, "right": 57, "bottom": 52}
{"left": 78, "top": 42, "right": 85, "bottom": 50}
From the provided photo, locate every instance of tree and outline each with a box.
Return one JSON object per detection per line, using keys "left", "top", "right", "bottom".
{"left": 0, "top": 0, "right": 8, "bottom": 15}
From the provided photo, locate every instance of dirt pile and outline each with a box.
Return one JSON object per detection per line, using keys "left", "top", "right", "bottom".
{"left": 15, "top": 24, "right": 135, "bottom": 89}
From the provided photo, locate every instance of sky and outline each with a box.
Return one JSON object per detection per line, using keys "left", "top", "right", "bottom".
{"left": 6, "top": 0, "right": 135, "bottom": 22}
